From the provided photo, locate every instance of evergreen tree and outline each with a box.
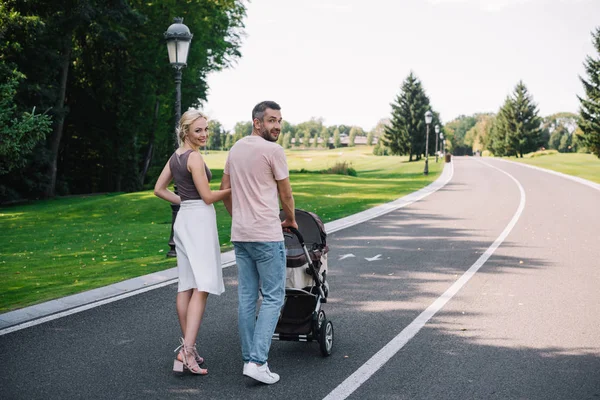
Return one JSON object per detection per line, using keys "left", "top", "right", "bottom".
{"left": 303, "top": 129, "right": 311, "bottom": 148}
{"left": 320, "top": 127, "right": 330, "bottom": 149}
{"left": 348, "top": 126, "right": 358, "bottom": 147}
{"left": 578, "top": 27, "right": 600, "bottom": 158}
{"left": 488, "top": 97, "right": 512, "bottom": 157}
{"left": 488, "top": 82, "right": 542, "bottom": 157}
{"left": 509, "top": 81, "right": 542, "bottom": 157}
{"left": 383, "top": 72, "right": 431, "bottom": 161}
{"left": 333, "top": 128, "right": 341, "bottom": 148}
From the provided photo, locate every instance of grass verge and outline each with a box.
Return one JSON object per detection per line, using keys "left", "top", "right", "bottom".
{"left": 502, "top": 152, "right": 600, "bottom": 184}
{"left": 0, "top": 147, "right": 442, "bottom": 312}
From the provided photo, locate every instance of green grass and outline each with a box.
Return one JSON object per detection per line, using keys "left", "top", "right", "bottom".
{"left": 0, "top": 147, "right": 442, "bottom": 312}
{"left": 502, "top": 152, "right": 600, "bottom": 184}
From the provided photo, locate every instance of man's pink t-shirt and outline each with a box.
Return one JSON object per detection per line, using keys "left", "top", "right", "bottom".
{"left": 224, "top": 135, "right": 289, "bottom": 242}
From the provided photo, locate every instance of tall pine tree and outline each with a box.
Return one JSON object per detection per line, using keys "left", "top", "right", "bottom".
{"left": 383, "top": 72, "right": 431, "bottom": 161}
{"left": 578, "top": 27, "right": 600, "bottom": 158}
{"left": 489, "top": 81, "right": 542, "bottom": 157}
{"left": 510, "top": 81, "right": 542, "bottom": 157}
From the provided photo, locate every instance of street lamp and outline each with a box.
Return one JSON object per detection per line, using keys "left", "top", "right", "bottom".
{"left": 164, "top": 17, "right": 193, "bottom": 257}
{"left": 434, "top": 124, "right": 440, "bottom": 163}
{"left": 424, "top": 110, "right": 433, "bottom": 175}
{"left": 440, "top": 132, "right": 445, "bottom": 159}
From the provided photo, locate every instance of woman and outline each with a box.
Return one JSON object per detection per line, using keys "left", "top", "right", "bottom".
{"left": 154, "top": 109, "right": 231, "bottom": 375}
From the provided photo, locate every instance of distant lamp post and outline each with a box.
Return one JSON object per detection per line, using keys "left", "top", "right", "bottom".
{"left": 440, "top": 132, "right": 445, "bottom": 159}
{"left": 164, "top": 17, "right": 193, "bottom": 257}
{"left": 424, "top": 110, "right": 433, "bottom": 175}
{"left": 434, "top": 124, "right": 440, "bottom": 163}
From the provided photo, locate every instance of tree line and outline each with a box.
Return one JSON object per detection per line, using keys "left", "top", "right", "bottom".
{"left": 381, "top": 27, "right": 600, "bottom": 160}
{"left": 1, "top": 0, "right": 246, "bottom": 203}
{"left": 204, "top": 118, "right": 375, "bottom": 152}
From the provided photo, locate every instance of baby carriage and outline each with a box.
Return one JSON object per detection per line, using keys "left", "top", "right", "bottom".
{"left": 272, "top": 209, "right": 333, "bottom": 356}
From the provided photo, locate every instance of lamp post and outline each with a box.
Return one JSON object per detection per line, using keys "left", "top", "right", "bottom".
{"left": 424, "top": 110, "right": 432, "bottom": 175}
{"left": 164, "top": 17, "right": 193, "bottom": 257}
{"left": 440, "top": 132, "right": 445, "bottom": 159}
{"left": 434, "top": 124, "right": 440, "bottom": 163}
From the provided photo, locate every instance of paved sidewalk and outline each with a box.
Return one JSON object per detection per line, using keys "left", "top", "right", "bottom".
{"left": 0, "top": 164, "right": 453, "bottom": 334}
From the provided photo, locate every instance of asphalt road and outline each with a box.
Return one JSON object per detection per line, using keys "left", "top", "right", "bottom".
{"left": 1, "top": 157, "right": 599, "bottom": 400}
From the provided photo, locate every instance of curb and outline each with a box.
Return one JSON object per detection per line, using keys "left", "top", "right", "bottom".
{"left": 0, "top": 163, "right": 454, "bottom": 335}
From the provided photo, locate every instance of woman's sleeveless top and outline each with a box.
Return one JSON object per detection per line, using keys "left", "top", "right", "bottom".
{"left": 168, "top": 149, "right": 212, "bottom": 202}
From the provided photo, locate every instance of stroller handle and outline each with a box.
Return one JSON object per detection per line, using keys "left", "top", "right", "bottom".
{"left": 286, "top": 227, "right": 305, "bottom": 245}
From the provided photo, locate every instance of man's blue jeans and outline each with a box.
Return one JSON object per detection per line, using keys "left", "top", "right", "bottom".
{"left": 233, "top": 241, "right": 286, "bottom": 365}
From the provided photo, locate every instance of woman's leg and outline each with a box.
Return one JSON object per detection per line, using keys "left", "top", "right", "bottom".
{"left": 176, "top": 290, "right": 193, "bottom": 335}
{"left": 184, "top": 289, "right": 209, "bottom": 346}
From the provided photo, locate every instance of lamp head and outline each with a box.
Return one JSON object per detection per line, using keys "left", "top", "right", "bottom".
{"left": 425, "top": 110, "right": 433, "bottom": 125}
{"left": 164, "top": 17, "right": 193, "bottom": 67}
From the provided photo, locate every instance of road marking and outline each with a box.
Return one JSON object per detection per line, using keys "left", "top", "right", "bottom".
{"left": 322, "top": 160, "right": 526, "bottom": 400}
{"left": 493, "top": 158, "right": 600, "bottom": 192}
{"left": 365, "top": 254, "right": 382, "bottom": 261}
{"left": 0, "top": 279, "right": 177, "bottom": 336}
{"left": 338, "top": 254, "right": 356, "bottom": 260}
{"left": 0, "top": 164, "right": 454, "bottom": 334}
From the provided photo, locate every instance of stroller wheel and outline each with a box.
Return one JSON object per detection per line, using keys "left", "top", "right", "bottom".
{"left": 319, "top": 319, "right": 333, "bottom": 356}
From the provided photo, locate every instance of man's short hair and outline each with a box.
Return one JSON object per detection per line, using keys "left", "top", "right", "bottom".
{"left": 252, "top": 101, "right": 281, "bottom": 122}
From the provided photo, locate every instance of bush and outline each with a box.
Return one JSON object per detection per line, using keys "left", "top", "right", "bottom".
{"left": 324, "top": 161, "right": 357, "bottom": 176}
{"left": 524, "top": 149, "right": 559, "bottom": 158}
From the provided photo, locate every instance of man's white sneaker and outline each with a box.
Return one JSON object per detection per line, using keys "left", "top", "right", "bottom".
{"left": 243, "top": 362, "right": 280, "bottom": 384}
{"left": 242, "top": 362, "right": 249, "bottom": 375}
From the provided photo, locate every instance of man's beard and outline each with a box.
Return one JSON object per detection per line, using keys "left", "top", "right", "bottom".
{"left": 260, "top": 127, "right": 280, "bottom": 142}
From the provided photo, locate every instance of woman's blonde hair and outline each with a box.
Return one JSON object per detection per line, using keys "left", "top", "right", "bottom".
{"left": 177, "top": 108, "right": 208, "bottom": 146}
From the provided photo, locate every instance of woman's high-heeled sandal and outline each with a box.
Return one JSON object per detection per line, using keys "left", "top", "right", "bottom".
{"left": 174, "top": 339, "right": 205, "bottom": 365}
{"left": 173, "top": 338, "right": 207, "bottom": 375}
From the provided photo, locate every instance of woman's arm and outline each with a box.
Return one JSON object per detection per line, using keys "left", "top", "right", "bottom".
{"left": 188, "top": 152, "right": 231, "bottom": 205}
{"left": 154, "top": 161, "right": 181, "bottom": 204}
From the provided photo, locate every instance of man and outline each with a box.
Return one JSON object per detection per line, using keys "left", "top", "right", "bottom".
{"left": 221, "top": 101, "right": 297, "bottom": 384}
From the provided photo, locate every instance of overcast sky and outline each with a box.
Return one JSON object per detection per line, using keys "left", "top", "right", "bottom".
{"left": 201, "top": 0, "right": 599, "bottom": 131}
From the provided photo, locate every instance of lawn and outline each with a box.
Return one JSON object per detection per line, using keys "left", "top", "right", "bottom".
{"left": 0, "top": 147, "right": 443, "bottom": 312}
{"left": 502, "top": 152, "right": 600, "bottom": 184}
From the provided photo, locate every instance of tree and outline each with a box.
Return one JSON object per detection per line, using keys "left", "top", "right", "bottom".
{"left": 488, "top": 82, "right": 542, "bottom": 157}
{"left": 488, "top": 97, "right": 513, "bottom": 157}
{"left": 0, "top": 70, "right": 53, "bottom": 176}
{"left": 578, "top": 27, "right": 600, "bottom": 158}
{"left": 464, "top": 113, "right": 495, "bottom": 153}
{"left": 543, "top": 113, "right": 579, "bottom": 152}
{"left": 1, "top": 0, "right": 247, "bottom": 200}
{"left": 282, "top": 132, "right": 292, "bottom": 149}
{"left": 303, "top": 129, "right": 311, "bottom": 148}
{"left": 207, "top": 120, "right": 225, "bottom": 150}
{"left": 333, "top": 128, "right": 341, "bottom": 148}
{"left": 320, "top": 127, "right": 330, "bottom": 148}
{"left": 382, "top": 72, "right": 431, "bottom": 160}
{"left": 348, "top": 126, "right": 358, "bottom": 147}
{"left": 444, "top": 115, "right": 477, "bottom": 155}
{"left": 509, "top": 81, "right": 542, "bottom": 157}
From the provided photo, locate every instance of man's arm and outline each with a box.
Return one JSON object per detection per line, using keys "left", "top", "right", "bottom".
{"left": 220, "top": 173, "right": 233, "bottom": 216}
{"left": 276, "top": 177, "right": 297, "bottom": 229}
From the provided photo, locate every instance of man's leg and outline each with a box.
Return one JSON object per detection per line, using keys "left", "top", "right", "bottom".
{"left": 249, "top": 241, "right": 286, "bottom": 364}
{"left": 234, "top": 242, "right": 260, "bottom": 363}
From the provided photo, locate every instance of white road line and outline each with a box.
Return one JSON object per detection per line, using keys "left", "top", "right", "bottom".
{"left": 1, "top": 164, "right": 454, "bottom": 335}
{"left": 322, "top": 159, "right": 526, "bottom": 400}
{"left": 491, "top": 158, "right": 600, "bottom": 192}
{"left": 0, "top": 279, "right": 177, "bottom": 336}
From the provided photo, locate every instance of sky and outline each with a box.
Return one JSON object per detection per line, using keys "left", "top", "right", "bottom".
{"left": 201, "top": 0, "right": 599, "bottom": 132}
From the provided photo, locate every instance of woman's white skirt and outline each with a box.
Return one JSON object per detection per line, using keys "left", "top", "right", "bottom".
{"left": 174, "top": 200, "right": 225, "bottom": 295}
